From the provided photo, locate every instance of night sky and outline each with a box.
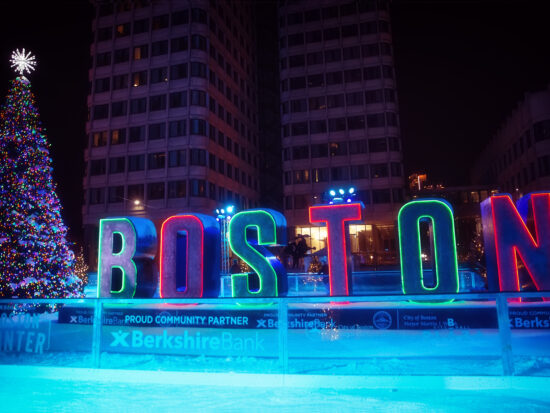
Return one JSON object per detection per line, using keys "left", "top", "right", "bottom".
{"left": 0, "top": 0, "right": 93, "bottom": 244}
{"left": 392, "top": 0, "right": 550, "bottom": 186}
{"left": 0, "top": 0, "right": 549, "bottom": 244}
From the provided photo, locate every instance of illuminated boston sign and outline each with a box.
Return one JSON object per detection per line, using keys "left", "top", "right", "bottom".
{"left": 398, "top": 199, "right": 459, "bottom": 296}
{"left": 227, "top": 209, "right": 287, "bottom": 298}
{"left": 159, "top": 214, "right": 220, "bottom": 298}
{"left": 481, "top": 192, "right": 550, "bottom": 297}
{"left": 97, "top": 192, "right": 550, "bottom": 299}
{"left": 98, "top": 217, "right": 157, "bottom": 298}
{"left": 309, "top": 203, "right": 363, "bottom": 296}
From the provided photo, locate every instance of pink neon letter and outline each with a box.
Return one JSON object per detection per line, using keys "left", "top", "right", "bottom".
{"left": 481, "top": 193, "right": 550, "bottom": 294}
{"left": 160, "top": 215, "right": 205, "bottom": 298}
{"left": 309, "top": 203, "right": 362, "bottom": 296}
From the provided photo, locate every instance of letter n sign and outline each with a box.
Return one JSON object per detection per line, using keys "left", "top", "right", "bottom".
{"left": 481, "top": 192, "right": 550, "bottom": 295}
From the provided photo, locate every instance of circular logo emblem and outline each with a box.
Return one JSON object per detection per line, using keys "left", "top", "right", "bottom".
{"left": 373, "top": 311, "right": 392, "bottom": 329}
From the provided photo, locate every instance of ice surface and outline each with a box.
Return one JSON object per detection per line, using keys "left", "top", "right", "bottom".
{"left": 1, "top": 366, "right": 550, "bottom": 412}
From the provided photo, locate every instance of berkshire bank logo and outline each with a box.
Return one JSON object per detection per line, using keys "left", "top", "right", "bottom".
{"left": 109, "top": 329, "right": 265, "bottom": 351}
{"left": 69, "top": 314, "right": 93, "bottom": 324}
{"left": 510, "top": 316, "right": 550, "bottom": 329}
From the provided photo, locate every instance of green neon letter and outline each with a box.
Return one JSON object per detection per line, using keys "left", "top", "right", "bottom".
{"left": 98, "top": 217, "right": 157, "bottom": 298}
{"left": 398, "top": 199, "right": 459, "bottom": 295}
{"left": 228, "top": 209, "right": 287, "bottom": 297}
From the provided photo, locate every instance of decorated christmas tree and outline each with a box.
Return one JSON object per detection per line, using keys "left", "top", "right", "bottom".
{"left": 0, "top": 49, "right": 82, "bottom": 298}
{"left": 74, "top": 246, "right": 89, "bottom": 287}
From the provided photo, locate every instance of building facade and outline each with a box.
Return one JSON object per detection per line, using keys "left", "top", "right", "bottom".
{"left": 278, "top": 0, "right": 405, "bottom": 265}
{"left": 83, "top": 0, "right": 261, "bottom": 262}
{"left": 472, "top": 85, "right": 550, "bottom": 199}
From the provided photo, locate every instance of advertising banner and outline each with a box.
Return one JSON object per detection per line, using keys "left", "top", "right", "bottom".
{"left": 102, "top": 326, "right": 278, "bottom": 357}
{"left": 58, "top": 305, "right": 504, "bottom": 331}
{"left": 508, "top": 306, "right": 550, "bottom": 329}
{"left": 0, "top": 304, "right": 51, "bottom": 355}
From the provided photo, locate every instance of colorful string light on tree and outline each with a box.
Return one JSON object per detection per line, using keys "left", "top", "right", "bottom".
{"left": 0, "top": 51, "right": 82, "bottom": 299}
{"left": 74, "top": 247, "right": 89, "bottom": 287}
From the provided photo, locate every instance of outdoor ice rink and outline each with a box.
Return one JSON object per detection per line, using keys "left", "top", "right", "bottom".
{"left": 2, "top": 297, "right": 549, "bottom": 411}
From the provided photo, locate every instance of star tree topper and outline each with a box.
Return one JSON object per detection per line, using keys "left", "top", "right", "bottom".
{"left": 10, "top": 48, "right": 37, "bottom": 76}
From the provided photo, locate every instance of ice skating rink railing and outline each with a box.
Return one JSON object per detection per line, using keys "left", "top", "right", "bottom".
{"left": 1, "top": 292, "right": 550, "bottom": 376}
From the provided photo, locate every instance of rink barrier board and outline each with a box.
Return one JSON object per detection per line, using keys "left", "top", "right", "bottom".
{"left": 1, "top": 292, "right": 550, "bottom": 376}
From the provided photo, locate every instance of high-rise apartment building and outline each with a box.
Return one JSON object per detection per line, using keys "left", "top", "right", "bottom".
{"left": 472, "top": 85, "right": 550, "bottom": 199}
{"left": 83, "top": 0, "right": 261, "bottom": 259}
{"left": 278, "top": 0, "right": 404, "bottom": 264}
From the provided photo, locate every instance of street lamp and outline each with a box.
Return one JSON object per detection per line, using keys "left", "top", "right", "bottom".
{"left": 118, "top": 196, "right": 160, "bottom": 210}
{"left": 215, "top": 204, "right": 236, "bottom": 276}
